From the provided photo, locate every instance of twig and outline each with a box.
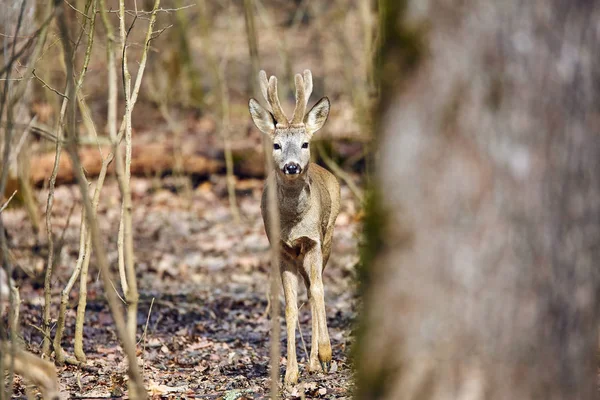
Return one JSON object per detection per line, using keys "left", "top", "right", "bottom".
{"left": 0, "top": 11, "right": 56, "bottom": 78}
{"left": 317, "top": 142, "right": 364, "bottom": 204}
{"left": 103, "top": 5, "right": 195, "bottom": 16}
{"left": 42, "top": 80, "right": 68, "bottom": 356}
{"left": 149, "top": 24, "right": 172, "bottom": 41}
{"left": 64, "top": 0, "right": 92, "bottom": 19}
{"left": 72, "top": 0, "right": 95, "bottom": 59}
{"left": 27, "top": 323, "right": 51, "bottom": 340}
{"left": 140, "top": 297, "right": 155, "bottom": 373}
{"left": 32, "top": 69, "right": 68, "bottom": 99}
{"left": 107, "top": 277, "right": 127, "bottom": 304}
{"left": 0, "top": 191, "right": 17, "bottom": 214}
{"left": 296, "top": 302, "right": 309, "bottom": 362}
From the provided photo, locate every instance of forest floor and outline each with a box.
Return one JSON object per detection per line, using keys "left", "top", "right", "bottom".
{"left": 3, "top": 174, "right": 361, "bottom": 399}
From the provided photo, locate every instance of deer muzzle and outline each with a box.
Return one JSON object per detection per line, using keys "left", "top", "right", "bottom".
{"left": 284, "top": 162, "right": 302, "bottom": 175}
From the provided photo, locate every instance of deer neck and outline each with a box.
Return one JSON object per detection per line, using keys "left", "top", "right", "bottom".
{"left": 276, "top": 171, "right": 312, "bottom": 220}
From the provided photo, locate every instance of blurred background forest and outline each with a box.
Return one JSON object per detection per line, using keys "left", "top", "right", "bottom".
{"left": 12, "top": 0, "right": 373, "bottom": 189}
{"left": 0, "top": 0, "right": 369, "bottom": 398}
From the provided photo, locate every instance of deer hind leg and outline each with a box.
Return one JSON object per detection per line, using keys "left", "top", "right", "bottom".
{"left": 304, "top": 247, "right": 332, "bottom": 373}
{"left": 281, "top": 262, "right": 299, "bottom": 385}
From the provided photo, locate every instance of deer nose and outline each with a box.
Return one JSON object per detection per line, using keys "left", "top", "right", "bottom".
{"left": 285, "top": 163, "right": 300, "bottom": 175}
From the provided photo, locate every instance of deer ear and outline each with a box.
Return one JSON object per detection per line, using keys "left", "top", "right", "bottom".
{"left": 304, "top": 97, "right": 330, "bottom": 135}
{"left": 249, "top": 98, "right": 275, "bottom": 135}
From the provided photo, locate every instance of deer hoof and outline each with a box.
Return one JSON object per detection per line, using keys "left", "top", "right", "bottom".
{"left": 319, "top": 360, "right": 331, "bottom": 373}
{"left": 309, "top": 357, "right": 321, "bottom": 373}
{"left": 318, "top": 342, "right": 332, "bottom": 372}
{"left": 284, "top": 366, "right": 299, "bottom": 386}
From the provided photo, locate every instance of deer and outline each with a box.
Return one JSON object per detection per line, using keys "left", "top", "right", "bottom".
{"left": 0, "top": 267, "right": 59, "bottom": 400}
{"left": 248, "top": 69, "right": 340, "bottom": 386}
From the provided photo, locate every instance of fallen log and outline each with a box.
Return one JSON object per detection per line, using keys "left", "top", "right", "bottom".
{"left": 30, "top": 143, "right": 224, "bottom": 186}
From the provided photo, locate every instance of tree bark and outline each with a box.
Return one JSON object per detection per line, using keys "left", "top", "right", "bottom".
{"left": 357, "top": 1, "right": 600, "bottom": 399}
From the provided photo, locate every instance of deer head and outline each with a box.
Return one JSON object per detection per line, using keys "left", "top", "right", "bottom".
{"left": 249, "top": 70, "right": 330, "bottom": 181}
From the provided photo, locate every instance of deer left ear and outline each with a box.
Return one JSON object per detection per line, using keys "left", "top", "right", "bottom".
{"left": 304, "top": 97, "right": 330, "bottom": 136}
{"left": 249, "top": 98, "right": 276, "bottom": 136}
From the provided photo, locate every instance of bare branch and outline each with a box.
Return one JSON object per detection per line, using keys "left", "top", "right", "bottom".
{"left": 64, "top": 0, "right": 92, "bottom": 19}
{"left": 0, "top": 191, "right": 18, "bottom": 214}
{"left": 32, "top": 69, "right": 68, "bottom": 99}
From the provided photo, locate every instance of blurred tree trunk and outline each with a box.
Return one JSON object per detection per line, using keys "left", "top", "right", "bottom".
{"left": 243, "top": 0, "right": 260, "bottom": 99}
{"left": 356, "top": 1, "right": 600, "bottom": 399}
{"left": 1, "top": 1, "right": 37, "bottom": 208}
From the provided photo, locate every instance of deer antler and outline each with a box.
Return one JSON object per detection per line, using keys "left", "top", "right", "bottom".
{"left": 291, "top": 69, "right": 313, "bottom": 125}
{"left": 258, "top": 69, "right": 314, "bottom": 126}
{"left": 258, "top": 70, "right": 273, "bottom": 114}
{"left": 267, "top": 75, "right": 289, "bottom": 126}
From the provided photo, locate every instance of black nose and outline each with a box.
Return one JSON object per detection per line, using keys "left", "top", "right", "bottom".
{"left": 285, "top": 163, "right": 300, "bottom": 175}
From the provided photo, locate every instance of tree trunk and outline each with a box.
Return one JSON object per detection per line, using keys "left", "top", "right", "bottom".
{"left": 356, "top": 1, "right": 600, "bottom": 399}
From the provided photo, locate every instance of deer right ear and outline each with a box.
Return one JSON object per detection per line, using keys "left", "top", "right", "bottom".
{"left": 249, "top": 98, "right": 275, "bottom": 135}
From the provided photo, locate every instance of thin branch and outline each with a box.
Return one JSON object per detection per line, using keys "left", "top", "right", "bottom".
{"left": 149, "top": 24, "right": 172, "bottom": 41}
{"left": 32, "top": 69, "right": 68, "bottom": 98}
{"left": 296, "top": 301, "right": 309, "bottom": 362}
{"left": 0, "top": 192, "right": 17, "bottom": 214}
{"left": 0, "top": 11, "right": 56, "bottom": 78}
{"left": 65, "top": 0, "right": 92, "bottom": 19}
{"left": 42, "top": 82, "right": 68, "bottom": 356}
{"left": 140, "top": 297, "right": 155, "bottom": 372}
{"left": 102, "top": 5, "right": 195, "bottom": 15}
{"left": 316, "top": 142, "right": 364, "bottom": 204}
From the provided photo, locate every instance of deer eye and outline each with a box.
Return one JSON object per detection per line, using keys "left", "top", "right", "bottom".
{"left": 302, "top": 142, "right": 309, "bottom": 149}
{"left": 273, "top": 143, "right": 281, "bottom": 150}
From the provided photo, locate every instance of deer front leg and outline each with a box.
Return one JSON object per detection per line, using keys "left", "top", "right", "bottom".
{"left": 281, "top": 262, "right": 299, "bottom": 386}
{"left": 308, "top": 292, "right": 321, "bottom": 372}
{"left": 304, "top": 246, "right": 332, "bottom": 373}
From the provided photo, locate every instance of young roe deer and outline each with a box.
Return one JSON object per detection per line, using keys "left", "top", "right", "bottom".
{"left": 249, "top": 70, "right": 340, "bottom": 385}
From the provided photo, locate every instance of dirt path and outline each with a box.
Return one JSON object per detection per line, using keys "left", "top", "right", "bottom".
{"left": 6, "top": 176, "right": 360, "bottom": 399}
